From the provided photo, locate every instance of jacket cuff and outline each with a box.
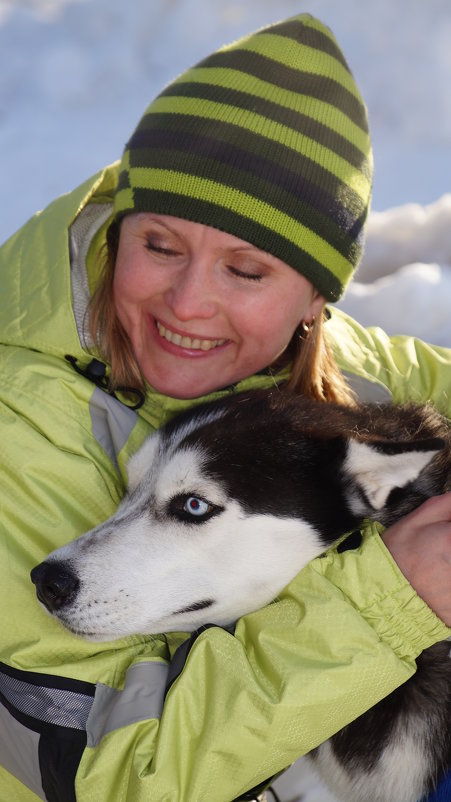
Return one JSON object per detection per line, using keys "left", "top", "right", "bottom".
{"left": 310, "top": 522, "right": 451, "bottom": 660}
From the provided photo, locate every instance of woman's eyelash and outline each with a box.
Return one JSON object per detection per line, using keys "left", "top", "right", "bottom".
{"left": 228, "top": 266, "right": 263, "bottom": 281}
{"left": 144, "top": 242, "right": 263, "bottom": 279}
{"left": 145, "top": 240, "right": 178, "bottom": 256}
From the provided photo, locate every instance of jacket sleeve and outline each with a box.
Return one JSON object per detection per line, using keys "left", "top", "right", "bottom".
{"left": 75, "top": 524, "right": 450, "bottom": 802}
{"left": 367, "top": 329, "right": 451, "bottom": 414}
{"left": 327, "top": 309, "right": 451, "bottom": 416}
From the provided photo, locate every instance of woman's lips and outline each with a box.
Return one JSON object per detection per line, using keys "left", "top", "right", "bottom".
{"left": 156, "top": 320, "right": 227, "bottom": 352}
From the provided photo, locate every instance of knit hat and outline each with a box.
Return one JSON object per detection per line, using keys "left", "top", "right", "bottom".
{"left": 114, "top": 13, "right": 373, "bottom": 301}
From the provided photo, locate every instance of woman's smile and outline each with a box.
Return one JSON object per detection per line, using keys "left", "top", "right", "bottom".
{"left": 113, "top": 213, "right": 324, "bottom": 399}
{"left": 154, "top": 319, "right": 228, "bottom": 353}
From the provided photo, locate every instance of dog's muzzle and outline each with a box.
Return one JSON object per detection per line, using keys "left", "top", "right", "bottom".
{"left": 30, "top": 561, "right": 79, "bottom": 612}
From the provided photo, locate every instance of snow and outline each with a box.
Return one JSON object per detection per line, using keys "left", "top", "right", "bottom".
{"left": 340, "top": 195, "right": 451, "bottom": 345}
{"left": 1, "top": 1, "right": 451, "bottom": 349}
{"left": 0, "top": 2, "right": 450, "bottom": 798}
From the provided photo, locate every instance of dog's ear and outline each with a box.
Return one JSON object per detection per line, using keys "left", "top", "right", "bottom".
{"left": 344, "top": 436, "right": 445, "bottom": 511}
{"left": 126, "top": 435, "right": 161, "bottom": 492}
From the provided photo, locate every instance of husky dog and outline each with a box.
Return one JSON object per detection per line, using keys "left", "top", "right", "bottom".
{"left": 31, "top": 389, "right": 451, "bottom": 802}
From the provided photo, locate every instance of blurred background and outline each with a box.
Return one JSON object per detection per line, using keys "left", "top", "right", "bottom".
{"left": 1, "top": 0, "right": 451, "bottom": 241}
{"left": 1, "top": 0, "right": 451, "bottom": 346}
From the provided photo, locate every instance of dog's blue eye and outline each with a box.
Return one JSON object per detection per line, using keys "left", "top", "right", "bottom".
{"left": 184, "top": 496, "right": 210, "bottom": 516}
{"left": 169, "top": 493, "right": 223, "bottom": 524}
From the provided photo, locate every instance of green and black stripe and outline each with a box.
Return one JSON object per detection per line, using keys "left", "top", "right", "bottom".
{"left": 114, "top": 13, "right": 373, "bottom": 301}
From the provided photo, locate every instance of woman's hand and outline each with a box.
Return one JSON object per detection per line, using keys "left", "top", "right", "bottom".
{"left": 382, "top": 492, "right": 451, "bottom": 626}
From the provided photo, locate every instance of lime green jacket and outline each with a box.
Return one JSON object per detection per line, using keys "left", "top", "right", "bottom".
{"left": 1, "top": 164, "right": 450, "bottom": 802}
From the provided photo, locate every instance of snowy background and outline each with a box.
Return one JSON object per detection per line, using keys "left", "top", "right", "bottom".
{"left": 1, "top": 0, "right": 451, "bottom": 348}
{"left": 1, "top": 1, "right": 450, "bottom": 797}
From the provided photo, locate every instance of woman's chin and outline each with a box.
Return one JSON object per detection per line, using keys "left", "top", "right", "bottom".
{"left": 145, "top": 376, "right": 226, "bottom": 400}
{"left": 140, "top": 343, "right": 244, "bottom": 399}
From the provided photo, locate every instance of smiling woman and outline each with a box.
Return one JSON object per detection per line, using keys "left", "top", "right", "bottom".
{"left": 108, "top": 213, "right": 324, "bottom": 398}
{"left": 90, "top": 211, "right": 353, "bottom": 403}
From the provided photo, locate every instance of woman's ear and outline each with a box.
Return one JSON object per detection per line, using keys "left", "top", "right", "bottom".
{"left": 306, "top": 292, "right": 326, "bottom": 324}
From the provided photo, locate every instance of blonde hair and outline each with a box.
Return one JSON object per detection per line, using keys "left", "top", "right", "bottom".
{"left": 280, "top": 315, "right": 355, "bottom": 404}
{"left": 89, "top": 221, "right": 355, "bottom": 406}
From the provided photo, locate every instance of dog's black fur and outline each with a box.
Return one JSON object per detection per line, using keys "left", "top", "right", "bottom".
{"left": 165, "top": 389, "right": 451, "bottom": 800}
{"left": 161, "top": 389, "right": 449, "bottom": 540}
{"left": 325, "top": 640, "right": 451, "bottom": 786}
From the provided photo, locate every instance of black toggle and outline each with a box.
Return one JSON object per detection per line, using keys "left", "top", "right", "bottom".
{"left": 65, "top": 355, "right": 145, "bottom": 409}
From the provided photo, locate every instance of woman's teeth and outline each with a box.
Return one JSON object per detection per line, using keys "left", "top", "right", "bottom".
{"left": 156, "top": 322, "right": 226, "bottom": 351}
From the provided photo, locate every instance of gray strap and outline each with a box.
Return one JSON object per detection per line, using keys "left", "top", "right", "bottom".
{"left": 0, "top": 669, "right": 93, "bottom": 731}
{"left": 89, "top": 385, "right": 138, "bottom": 465}
{"left": 86, "top": 661, "right": 169, "bottom": 747}
{"left": 0, "top": 660, "right": 169, "bottom": 791}
{"left": 0, "top": 703, "right": 47, "bottom": 800}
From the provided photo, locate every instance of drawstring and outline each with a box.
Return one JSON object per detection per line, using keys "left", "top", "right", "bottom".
{"left": 65, "top": 355, "right": 145, "bottom": 410}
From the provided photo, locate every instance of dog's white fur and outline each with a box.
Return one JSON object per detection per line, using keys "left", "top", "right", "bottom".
{"left": 42, "top": 434, "right": 324, "bottom": 638}
{"left": 38, "top": 421, "right": 438, "bottom": 641}
{"left": 314, "top": 723, "right": 432, "bottom": 802}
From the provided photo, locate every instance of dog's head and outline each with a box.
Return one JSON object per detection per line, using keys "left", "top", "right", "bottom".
{"left": 31, "top": 390, "right": 450, "bottom": 640}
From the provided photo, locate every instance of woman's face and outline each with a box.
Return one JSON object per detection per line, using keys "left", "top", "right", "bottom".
{"left": 113, "top": 213, "right": 325, "bottom": 399}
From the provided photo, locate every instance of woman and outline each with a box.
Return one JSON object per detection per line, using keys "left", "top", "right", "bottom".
{"left": 1, "top": 12, "right": 451, "bottom": 802}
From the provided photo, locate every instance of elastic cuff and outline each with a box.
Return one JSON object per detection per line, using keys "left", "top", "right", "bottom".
{"left": 311, "top": 522, "right": 451, "bottom": 661}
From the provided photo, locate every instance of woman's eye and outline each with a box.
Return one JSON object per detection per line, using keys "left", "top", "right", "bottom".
{"left": 228, "top": 265, "right": 263, "bottom": 281}
{"left": 145, "top": 239, "right": 179, "bottom": 256}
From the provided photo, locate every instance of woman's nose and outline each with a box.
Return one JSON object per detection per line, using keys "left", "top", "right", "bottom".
{"left": 164, "top": 264, "right": 219, "bottom": 320}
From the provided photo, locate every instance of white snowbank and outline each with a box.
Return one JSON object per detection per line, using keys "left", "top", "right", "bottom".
{"left": 337, "top": 195, "right": 451, "bottom": 345}
{"left": 361, "top": 195, "right": 451, "bottom": 280}
{"left": 1, "top": 0, "right": 451, "bottom": 243}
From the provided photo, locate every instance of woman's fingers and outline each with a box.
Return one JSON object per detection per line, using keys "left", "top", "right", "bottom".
{"left": 382, "top": 493, "right": 451, "bottom": 626}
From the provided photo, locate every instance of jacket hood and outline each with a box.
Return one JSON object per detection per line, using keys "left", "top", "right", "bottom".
{"left": 0, "top": 163, "right": 292, "bottom": 429}
{"left": 0, "top": 163, "right": 119, "bottom": 361}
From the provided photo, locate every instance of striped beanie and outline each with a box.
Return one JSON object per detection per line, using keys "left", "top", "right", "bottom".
{"left": 114, "top": 14, "right": 373, "bottom": 301}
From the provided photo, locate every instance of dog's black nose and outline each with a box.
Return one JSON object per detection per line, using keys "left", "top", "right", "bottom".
{"left": 30, "top": 561, "right": 79, "bottom": 611}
